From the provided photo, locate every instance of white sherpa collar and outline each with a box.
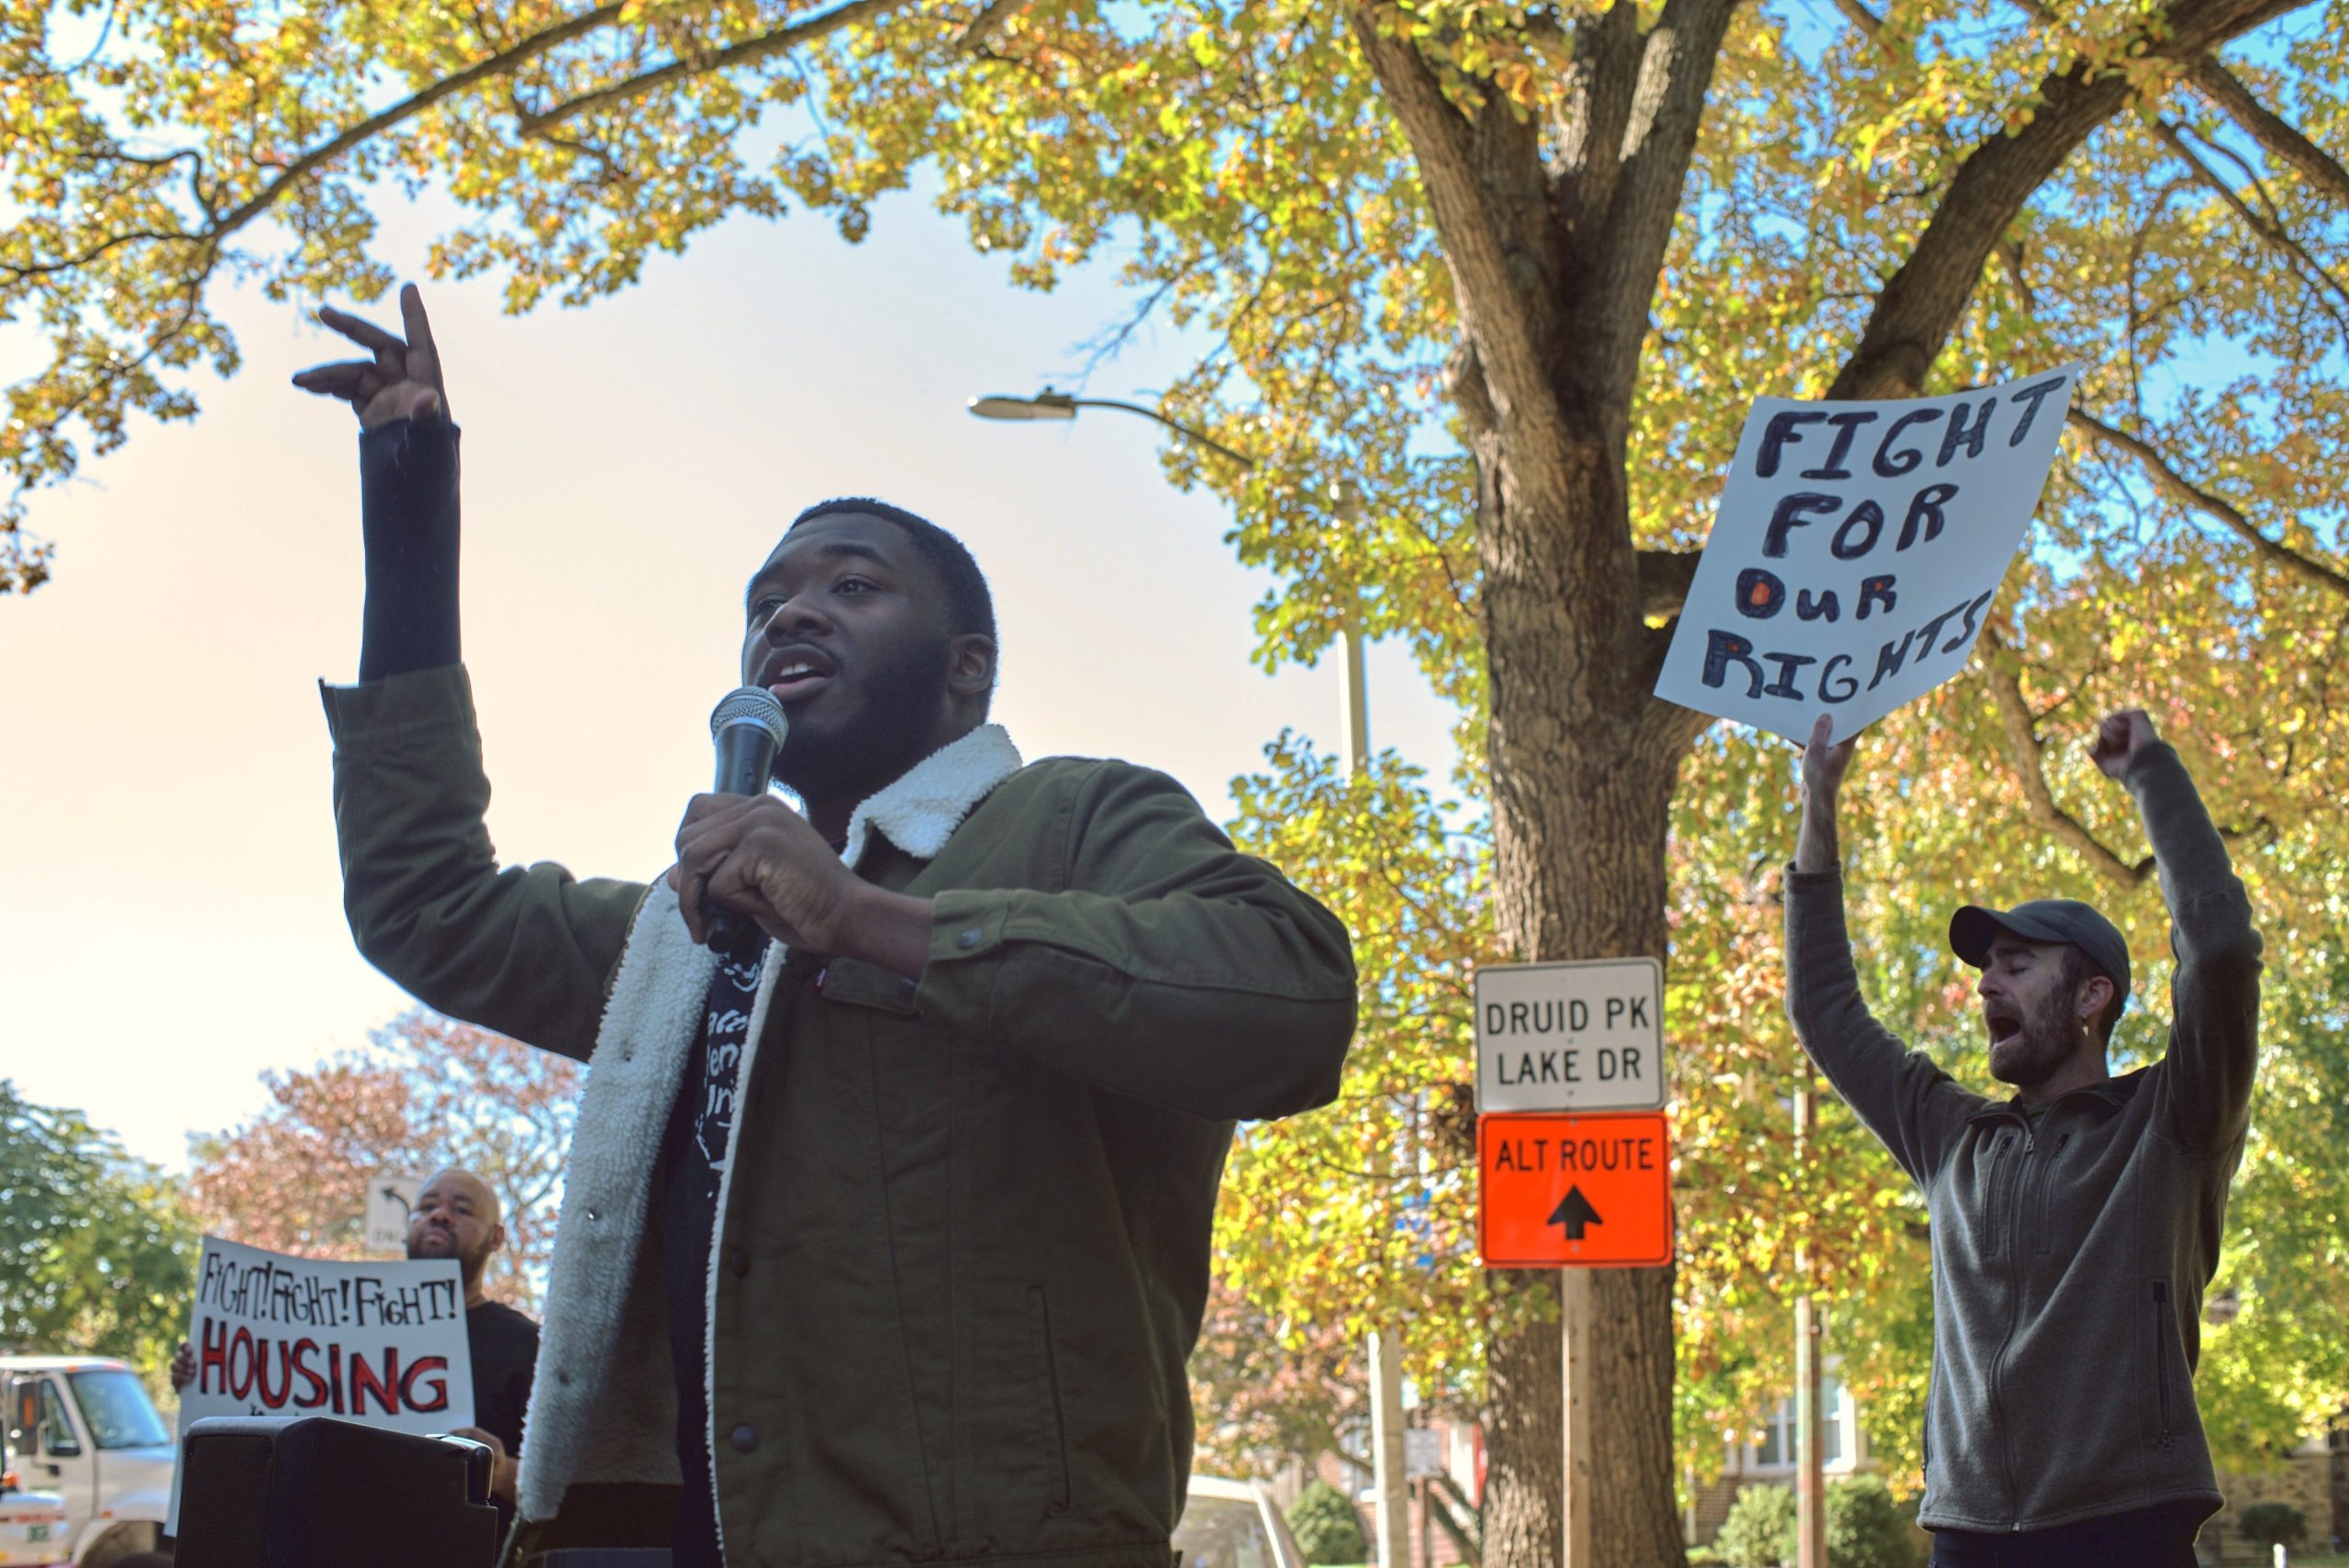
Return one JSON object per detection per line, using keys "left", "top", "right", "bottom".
{"left": 839, "top": 721, "right": 1023, "bottom": 869}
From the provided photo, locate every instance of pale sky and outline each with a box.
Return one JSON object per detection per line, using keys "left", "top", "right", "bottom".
{"left": 0, "top": 187, "right": 1462, "bottom": 1171}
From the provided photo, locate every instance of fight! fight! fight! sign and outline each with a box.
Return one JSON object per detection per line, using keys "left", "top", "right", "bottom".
{"left": 167, "top": 1235, "right": 475, "bottom": 1532}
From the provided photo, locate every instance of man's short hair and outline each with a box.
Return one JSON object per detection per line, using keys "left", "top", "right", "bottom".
{"left": 2057, "top": 944, "right": 2126, "bottom": 1045}
{"left": 790, "top": 498, "right": 996, "bottom": 644}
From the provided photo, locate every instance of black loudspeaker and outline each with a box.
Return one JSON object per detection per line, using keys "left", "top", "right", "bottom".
{"left": 175, "top": 1416, "right": 500, "bottom": 1568}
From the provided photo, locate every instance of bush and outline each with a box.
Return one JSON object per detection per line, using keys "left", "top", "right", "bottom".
{"left": 1712, "top": 1477, "right": 1921, "bottom": 1568}
{"left": 1826, "top": 1475, "right": 1921, "bottom": 1568}
{"left": 2237, "top": 1502, "right": 2308, "bottom": 1550}
{"left": 1714, "top": 1484, "right": 1798, "bottom": 1568}
{"left": 1286, "top": 1480, "right": 1370, "bottom": 1566}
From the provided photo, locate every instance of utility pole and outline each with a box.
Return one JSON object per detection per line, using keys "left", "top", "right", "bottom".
{"left": 1333, "top": 480, "right": 1408, "bottom": 1568}
{"left": 1794, "top": 1077, "right": 1826, "bottom": 1568}
{"left": 967, "top": 400, "right": 1406, "bottom": 1568}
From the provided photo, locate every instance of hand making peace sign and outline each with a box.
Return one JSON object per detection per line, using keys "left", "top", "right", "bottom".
{"left": 291, "top": 283, "right": 451, "bottom": 428}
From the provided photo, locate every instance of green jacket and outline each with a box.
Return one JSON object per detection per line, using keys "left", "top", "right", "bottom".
{"left": 1785, "top": 741, "right": 2260, "bottom": 1532}
{"left": 321, "top": 665, "right": 1356, "bottom": 1568}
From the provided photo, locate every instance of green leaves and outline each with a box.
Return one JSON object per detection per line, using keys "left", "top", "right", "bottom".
{"left": 1214, "top": 736, "right": 1495, "bottom": 1425}
{"left": 0, "top": 1082, "right": 197, "bottom": 1390}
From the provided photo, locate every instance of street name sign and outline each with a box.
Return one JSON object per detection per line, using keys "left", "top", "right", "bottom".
{"left": 1474, "top": 957, "right": 1665, "bottom": 1113}
{"left": 1478, "top": 1112, "right": 1675, "bottom": 1268}
{"left": 364, "top": 1173, "right": 422, "bottom": 1254}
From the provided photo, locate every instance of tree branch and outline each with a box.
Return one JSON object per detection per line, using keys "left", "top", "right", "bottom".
{"left": 952, "top": 0, "right": 1030, "bottom": 52}
{"left": 1636, "top": 547, "right": 1703, "bottom": 621}
{"left": 213, "top": 2, "right": 629, "bottom": 237}
{"left": 2067, "top": 407, "right": 2349, "bottom": 598}
{"left": 2151, "top": 117, "right": 2349, "bottom": 335}
{"left": 1983, "top": 642, "right": 2157, "bottom": 885}
{"left": 1345, "top": 8, "right": 1564, "bottom": 442}
{"left": 517, "top": 0, "right": 908, "bottom": 134}
{"left": 1426, "top": 1474, "right": 1483, "bottom": 1566}
{"left": 2188, "top": 58, "right": 2349, "bottom": 208}
{"left": 1829, "top": 0, "right": 2314, "bottom": 400}
{"left": 1831, "top": 0, "right": 1887, "bottom": 33}
{"left": 1586, "top": 0, "right": 1742, "bottom": 406}
{"left": 1983, "top": 640, "right": 2272, "bottom": 876}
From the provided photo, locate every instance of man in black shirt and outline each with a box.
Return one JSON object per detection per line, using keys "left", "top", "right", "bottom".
{"left": 171, "top": 1167, "right": 539, "bottom": 1534}
{"left": 412, "top": 1168, "right": 540, "bottom": 1530}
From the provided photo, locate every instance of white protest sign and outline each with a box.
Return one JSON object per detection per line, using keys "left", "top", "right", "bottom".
{"left": 1654, "top": 367, "right": 2078, "bottom": 743}
{"left": 168, "top": 1236, "right": 473, "bottom": 1531}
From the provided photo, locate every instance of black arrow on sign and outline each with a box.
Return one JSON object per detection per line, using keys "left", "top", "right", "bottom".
{"left": 1547, "top": 1186, "right": 1603, "bottom": 1242}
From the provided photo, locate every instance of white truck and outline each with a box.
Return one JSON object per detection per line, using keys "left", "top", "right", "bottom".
{"left": 0, "top": 1359, "right": 175, "bottom": 1566}
{"left": 0, "top": 1482, "right": 71, "bottom": 1568}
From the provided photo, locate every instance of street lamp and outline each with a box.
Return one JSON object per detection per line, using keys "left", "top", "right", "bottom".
{"left": 968, "top": 387, "right": 1261, "bottom": 475}
{"left": 967, "top": 385, "right": 1369, "bottom": 773}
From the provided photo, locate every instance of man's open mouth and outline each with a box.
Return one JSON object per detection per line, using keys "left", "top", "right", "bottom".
{"left": 761, "top": 646, "right": 838, "bottom": 703}
{"left": 1985, "top": 1007, "right": 2023, "bottom": 1051}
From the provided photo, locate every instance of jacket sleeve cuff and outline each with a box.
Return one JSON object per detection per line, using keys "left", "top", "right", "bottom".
{"left": 914, "top": 888, "right": 1015, "bottom": 1033}
{"left": 319, "top": 662, "right": 476, "bottom": 747}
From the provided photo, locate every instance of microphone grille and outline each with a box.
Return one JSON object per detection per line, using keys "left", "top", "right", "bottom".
{"left": 709, "top": 686, "right": 788, "bottom": 748}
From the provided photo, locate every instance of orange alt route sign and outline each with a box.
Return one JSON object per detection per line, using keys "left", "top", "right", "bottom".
{"left": 1478, "top": 1111, "right": 1675, "bottom": 1268}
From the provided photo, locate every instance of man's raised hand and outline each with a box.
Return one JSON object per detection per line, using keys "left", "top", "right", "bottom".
{"left": 2091, "top": 708, "right": 2160, "bottom": 780}
{"left": 291, "top": 284, "right": 450, "bottom": 428}
{"left": 1798, "top": 713, "right": 1858, "bottom": 804}
{"left": 1794, "top": 713, "right": 1857, "bottom": 873}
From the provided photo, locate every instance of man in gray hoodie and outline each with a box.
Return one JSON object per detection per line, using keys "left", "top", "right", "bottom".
{"left": 1787, "top": 707, "right": 2261, "bottom": 1567}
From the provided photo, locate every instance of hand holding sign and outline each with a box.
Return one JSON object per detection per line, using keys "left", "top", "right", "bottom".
{"left": 1655, "top": 368, "right": 2079, "bottom": 742}
{"left": 1798, "top": 712, "right": 1856, "bottom": 800}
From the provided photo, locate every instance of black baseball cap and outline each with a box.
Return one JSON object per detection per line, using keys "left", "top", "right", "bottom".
{"left": 1949, "top": 899, "right": 2132, "bottom": 1008}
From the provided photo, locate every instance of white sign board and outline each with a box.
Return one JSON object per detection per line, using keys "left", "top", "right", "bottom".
{"left": 1654, "top": 367, "right": 2079, "bottom": 743}
{"left": 169, "top": 1236, "right": 473, "bottom": 1531}
{"left": 1475, "top": 958, "right": 1664, "bottom": 1113}
{"left": 364, "top": 1173, "right": 423, "bottom": 1253}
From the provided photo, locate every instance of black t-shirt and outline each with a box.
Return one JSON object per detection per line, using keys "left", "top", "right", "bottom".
{"left": 466, "top": 1297, "right": 540, "bottom": 1542}
{"left": 659, "top": 943, "right": 766, "bottom": 1568}
{"left": 467, "top": 1299, "right": 540, "bottom": 1453}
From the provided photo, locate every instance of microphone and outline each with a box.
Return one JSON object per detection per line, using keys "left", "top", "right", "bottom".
{"left": 704, "top": 686, "right": 789, "bottom": 951}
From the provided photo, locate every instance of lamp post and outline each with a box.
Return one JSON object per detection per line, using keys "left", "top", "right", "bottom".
{"left": 971, "top": 386, "right": 1396, "bottom": 1561}
{"left": 967, "top": 389, "right": 1370, "bottom": 776}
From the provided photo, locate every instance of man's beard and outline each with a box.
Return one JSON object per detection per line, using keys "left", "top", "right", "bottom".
{"left": 1987, "top": 992, "right": 2084, "bottom": 1089}
{"left": 774, "top": 631, "right": 955, "bottom": 806}
{"left": 409, "top": 1231, "right": 494, "bottom": 1291}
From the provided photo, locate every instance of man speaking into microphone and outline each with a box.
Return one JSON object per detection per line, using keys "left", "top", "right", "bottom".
{"left": 302, "top": 287, "right": 1357, "bottom": 1568}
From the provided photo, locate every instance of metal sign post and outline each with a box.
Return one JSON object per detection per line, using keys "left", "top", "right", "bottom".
{"left": 1474, "top": 958, "right": 1673, "bottom": 1568}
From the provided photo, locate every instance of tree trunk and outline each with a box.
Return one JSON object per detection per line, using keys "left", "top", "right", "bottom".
{"left": 1472, "top": 394, "right": 1697, "bottom": 1568}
